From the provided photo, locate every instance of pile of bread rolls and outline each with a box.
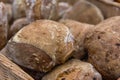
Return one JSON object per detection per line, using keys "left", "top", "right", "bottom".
{"left": 0, "top": 0, "right": 120, "bottom": 80}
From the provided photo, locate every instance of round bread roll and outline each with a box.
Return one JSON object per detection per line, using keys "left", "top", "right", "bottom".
{"left": 0, "top": 2, "right": 8, "bottom": 50}
{"left": 60, "top": 19, "right": 94, "bottom": 59}
{"left": 4, "top": 20, "right": 74, "bottom": 72}
{"left": 85, "top": 16, "right": 120, "bottom": 80}
{"left": 42, "top": 59, "right": 102, "bottom": 80}
{"left": 88, "top": 0, "right": 120, "bottom": 19}
{"left": 62, "top": 0, "right": 104, "bottom": 25}
{"left": 115, "top": 0, "right": 120, "bottom": 2}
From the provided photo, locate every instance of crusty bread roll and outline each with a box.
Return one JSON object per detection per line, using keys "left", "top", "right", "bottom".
{"left": 88, "top": 0, "right": 120, "bottom": 19}
{"left": 42, "top": 59, "right": 102, "bottom": 80}
{"left": 4, "top": 20, "right": 74, "bottom": 72}
{"left": 85, "top": 16, "right": 120, "bottom": 80}
{"left": 62, "top": 0, "right": 104, "bottom": 25}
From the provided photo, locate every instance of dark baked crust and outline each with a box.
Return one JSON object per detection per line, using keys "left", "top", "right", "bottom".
{"left": 6, "top": 41, "right": 55, "bottom": 72}
{"left": 85, "top": 16, "right": 120, "bottom": 80}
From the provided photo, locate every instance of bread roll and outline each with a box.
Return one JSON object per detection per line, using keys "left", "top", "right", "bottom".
{"left": 4, "top": 20, "right": 74, "bottom": 72}
{"left": 62, "top": 0, "right": 104, "bottom": 25}
{"left": 85, "top": 16, "right": 120, "bottom": 80}
{"left": 42, "top": 59, "right": 102, "bottom": 80}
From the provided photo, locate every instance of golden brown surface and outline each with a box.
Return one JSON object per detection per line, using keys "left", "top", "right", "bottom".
{"left": 42, "top": 59, "right": 102, "bottom": 80}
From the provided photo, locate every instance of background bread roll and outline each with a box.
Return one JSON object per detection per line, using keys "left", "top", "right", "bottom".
{"left": 42, "top": 59, "right": 102, "bottom": 80}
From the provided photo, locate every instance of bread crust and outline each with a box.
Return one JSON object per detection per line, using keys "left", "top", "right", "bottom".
{"left": 5, "top": 20, "right": 74, "bottom": 72}
{"left": 42, "top": 59, "right": 102, "bottom": 80}
{"left": 85, "top": 16, "right": 120, "bottom": 80}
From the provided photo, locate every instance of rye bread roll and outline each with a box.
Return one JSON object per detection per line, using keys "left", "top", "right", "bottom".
{"left": 85, "top": 16, "right": 120, "bottom": 80}
{"left": 4, "top": 20, "right": 74, "bottom": 72}
{"left": 42, "top": 59, "right": 102, "bottom": 80}
{"left": 62, "top": 0, "right": 104, "bottom": 25}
